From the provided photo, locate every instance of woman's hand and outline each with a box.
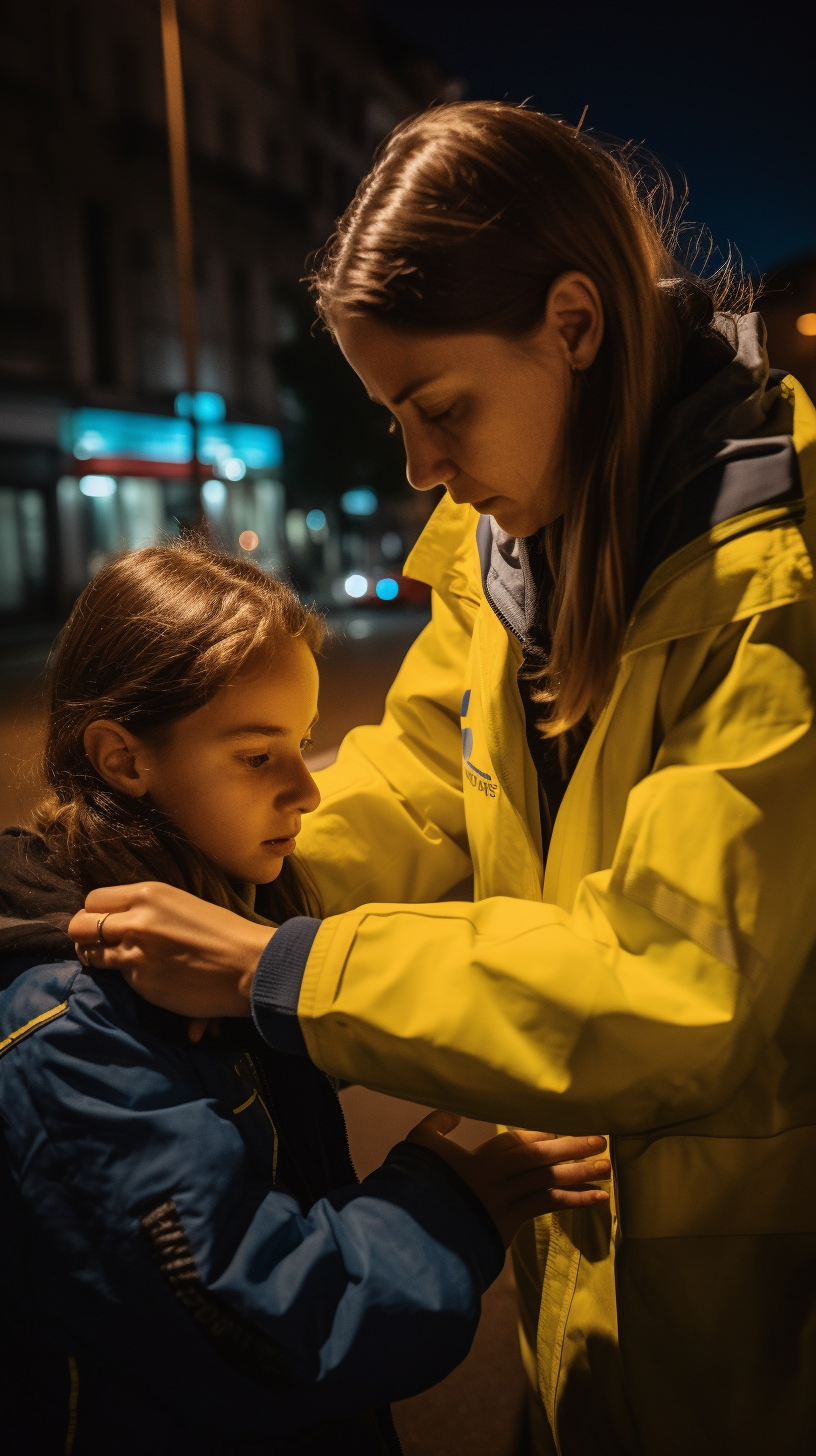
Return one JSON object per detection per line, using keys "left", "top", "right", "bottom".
{"left": 407, "top": 1110, "right": 610, "bottom": 1247}
{"left": 68, "top": 882, "right": 273, "bottom": 1028}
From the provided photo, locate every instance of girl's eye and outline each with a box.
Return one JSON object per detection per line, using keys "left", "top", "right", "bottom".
{"left": 243, "top": 753, "right": 269, "bottom": 769}
{"left": 426, "top": 406, "right": 454, "bottom": 425}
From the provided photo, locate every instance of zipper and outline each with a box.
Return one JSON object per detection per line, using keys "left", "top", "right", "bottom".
{"left": 482, "top": 569, "right": 527, "bottom": 646}
{"left": 234, "top": 1052, "right": 279, "bottom": 1185}
{"left": 326, "top": 1074, "right": 359, "bottom": 1185}
{"left": 64, "top": 1354, "right": 78, "bottom": 1456}
{"left": 609, "top": 1134, "right": 623, "bottom": 1245}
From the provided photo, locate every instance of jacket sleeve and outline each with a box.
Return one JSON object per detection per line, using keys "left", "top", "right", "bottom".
{"left": 297, "top": 586, "right": 473, "bottom": 913}
{"left": 285, "top": 603, "right": 816, "bottom": 1133}
{"left": 0, "top": 972, "right": 502, "bottom": 1440}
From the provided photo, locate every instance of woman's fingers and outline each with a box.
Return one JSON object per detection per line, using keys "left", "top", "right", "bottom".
{"left": 70, "top": 911, "right": 130, "bottom": 951}
{"left": 513, "top": 1185, "right": 609, "bottom": 1223}
{"left": 505, "top": 1155, "right": 611, "bottom": 1202}
{"left": 408, "top": 1109, "right": 462, "bottom": 1140}
{"left": 545, "top": 1186, "right": 609, "bottom": 1208}
{"left": 68, "top": 887, "right": 142, "bottom": 941}
{"left": 483, "top": 1133, "right": 608, "bottom": 1173}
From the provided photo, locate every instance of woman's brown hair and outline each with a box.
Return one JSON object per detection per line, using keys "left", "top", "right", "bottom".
{"left": 36, "top": 539, "right": 323, "bottom": 918}
{"left": 311, "top": 101, "right": 740, "bottom": 737}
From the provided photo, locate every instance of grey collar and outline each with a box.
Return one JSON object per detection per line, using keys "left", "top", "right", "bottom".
{"left": 477, "top": 310, "right": 798, "bottom": 642}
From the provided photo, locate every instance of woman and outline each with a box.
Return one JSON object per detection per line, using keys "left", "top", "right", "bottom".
{"left": 71, "top": 103, "right": 816, "bottom": 1455}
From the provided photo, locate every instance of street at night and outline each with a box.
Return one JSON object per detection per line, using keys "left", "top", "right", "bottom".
{"left": 2, "top": 1, "right": 814, "bottom": 1453}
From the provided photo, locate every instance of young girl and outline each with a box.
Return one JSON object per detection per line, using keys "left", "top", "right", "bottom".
{"left": 71, "top": 104, "right": 816, "bottom": 1455}
{"left": 0, "top": 540, "right": 609, "bottom": 1456}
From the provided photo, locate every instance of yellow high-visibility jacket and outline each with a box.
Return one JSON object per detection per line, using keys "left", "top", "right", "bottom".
{"left": 297, "top": 378, "right": 816, "bottom": 1455}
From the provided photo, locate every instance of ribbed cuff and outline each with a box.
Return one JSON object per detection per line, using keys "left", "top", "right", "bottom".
{"left": 250, "top": 916, "right": 322, "bottom": 1057}
{"left": 382, "top": 1141, "right": 505, "bottom": 1288}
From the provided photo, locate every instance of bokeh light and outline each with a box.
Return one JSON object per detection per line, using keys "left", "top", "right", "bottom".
{"left": 344, "top": 573, "right": 368, "bottom": 598}
{"left": 222, "top": 457, "right": 247, "bottom": 480}
{"left": 341, "top": 488, "right": 378, "bottom": 516}
{"left": 239, "top": 531, "right": 259, "bottom": 551}
{"left": 201, "top": 479, "right": 227, "bottom": 508}
{"left": 79, "top": 475, "right": 116, "bottom": 498}
{"left": 796, "top": 313, "right": 816, "bottom": 337}
{"left": 375, "top": 577, "right": 399, "bottom": 600}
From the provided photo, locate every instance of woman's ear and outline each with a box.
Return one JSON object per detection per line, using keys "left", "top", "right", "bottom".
{"left": 543, "top": 271, "right": 604, "bottom": 371}
{"left": 83, "top": 720, "right": 150, "bottom": 798}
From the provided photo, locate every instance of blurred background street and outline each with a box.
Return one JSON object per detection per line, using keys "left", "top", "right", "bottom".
{"left": 1, "top": 2, "right": 813, "bottom": 1453}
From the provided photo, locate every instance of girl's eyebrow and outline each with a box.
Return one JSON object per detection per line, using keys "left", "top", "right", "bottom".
{"left": 222, "top": 713, "right": 319, "bottom": 739}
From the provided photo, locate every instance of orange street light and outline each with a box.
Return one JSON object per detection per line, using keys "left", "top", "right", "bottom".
{"left": 159, "top": 0, "right": 199, "bottom": 487}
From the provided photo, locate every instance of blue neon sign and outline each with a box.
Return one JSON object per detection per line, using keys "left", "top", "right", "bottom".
{"left": 60, "top": 408, "right": 282, "bottom": 472}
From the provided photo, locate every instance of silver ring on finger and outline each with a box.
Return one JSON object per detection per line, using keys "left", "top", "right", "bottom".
{"left": 97, "top": 913, "right": 112, "bottom": 945}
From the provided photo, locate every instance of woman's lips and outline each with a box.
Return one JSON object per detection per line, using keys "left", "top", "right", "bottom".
{"left": 450, "top": 491, "right": 500, "bottom": 513}
{"left": 264, "top": 836, "right": 297, "bottom": 854}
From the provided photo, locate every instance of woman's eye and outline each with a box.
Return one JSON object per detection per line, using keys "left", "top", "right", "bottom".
{"left": 242, "top": 753, "right": 269, "bottom": 769}
{"left": 426, "top": 406, "right": 454, "bottom": 425}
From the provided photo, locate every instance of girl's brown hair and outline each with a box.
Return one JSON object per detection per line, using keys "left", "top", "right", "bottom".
{"left": 36, "top": 539, "right": 323, "bottom": 918}
{"left": 311, "top": 101, "right": 739, "bottom": 736}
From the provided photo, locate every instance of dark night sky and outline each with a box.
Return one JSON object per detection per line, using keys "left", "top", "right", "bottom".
{"left": 369, "top": 0, "right": 814, "bottom": 274}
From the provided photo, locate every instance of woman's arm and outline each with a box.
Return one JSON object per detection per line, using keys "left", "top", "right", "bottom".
{"left": 282, "top": 605, "right": 816, "bottom": 1132}
{"left": 71, "top": 603, "right": 816, "bottom": 1133}
{"left": 298, "top": 586, "right": 474, "bottom": 912}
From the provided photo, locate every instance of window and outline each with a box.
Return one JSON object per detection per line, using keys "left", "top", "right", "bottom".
{"left": 348, "top": 88, "right": 366, "bottom": 149}
{"left": 304, "top": 147, "right": 325, "bottom": 206}
{"left": 230, "top": 264, "right": 252, "bottom": 346}
{"left": 83, "top": 200, "right": 116, "bottom": 386}
{"left": 65, "top": 4, "right": 90, "bottom": 102}
{"left": 263, "top": 132, "right": 282, "bottom": 179}
{"left": 257, "top": 9, "right": 279, "bottom": 82}
{"left": 218, "top": 106, "right": 241, "bottom": 164}
{"left": 112, "top": 40, "right": 145, "bottom": 119}
{"left": 325, "top": 70, "right": 343, "bottom": 128}
{"left": 331, "top": 164, "right": 350, "bottom": 218}
{"left": 0, "top": 487, "right": 51, "bottom": 615}
{"left": 298, "top": 48, "right": 318, "bottom": 109}
{"left": 128, "top": 230, "right": 154, "bottom": 274}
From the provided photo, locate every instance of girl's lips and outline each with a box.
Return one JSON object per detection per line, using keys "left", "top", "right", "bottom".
{"left": 264, "top": 836, "right": 297, "bottom": 854}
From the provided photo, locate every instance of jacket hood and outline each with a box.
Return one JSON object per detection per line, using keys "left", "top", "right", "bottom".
{"left": 0, "top": 827, "right": 80, "bottom": 964}
{"left": 478, "top": 310, "right": 801, "bottom": 643}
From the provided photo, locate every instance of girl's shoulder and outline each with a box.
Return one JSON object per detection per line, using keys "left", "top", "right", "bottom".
{"left": 0, "top": 956, "right": 81, "bottom": 1061}
{"left": 0, "top": 956, "right": 192, "bottom": 1098}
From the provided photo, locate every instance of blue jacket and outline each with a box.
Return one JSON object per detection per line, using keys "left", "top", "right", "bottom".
{"left": 0, "top": 951, "right": 503, "bottom": 1455}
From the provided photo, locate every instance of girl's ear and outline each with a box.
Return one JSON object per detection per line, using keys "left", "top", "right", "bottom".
{"left": 83, "top": 720, "right": 150, "bottom": 798}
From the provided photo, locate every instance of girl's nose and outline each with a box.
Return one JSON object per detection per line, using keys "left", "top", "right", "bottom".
{"left": 284, "top": 755, "right": 321, "bottom": 814}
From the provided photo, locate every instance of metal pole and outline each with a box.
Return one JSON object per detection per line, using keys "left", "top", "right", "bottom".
{"left": 159, "top": 0, "right": 199, "bottom": 487}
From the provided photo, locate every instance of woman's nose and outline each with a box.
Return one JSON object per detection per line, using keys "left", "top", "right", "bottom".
{"left": 403, "top": 426, "right": 456, "bottom": 493}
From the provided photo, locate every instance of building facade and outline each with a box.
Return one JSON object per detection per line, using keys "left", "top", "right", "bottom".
{"left": 0, "top": 0, "right": 453, "bottom": 630}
